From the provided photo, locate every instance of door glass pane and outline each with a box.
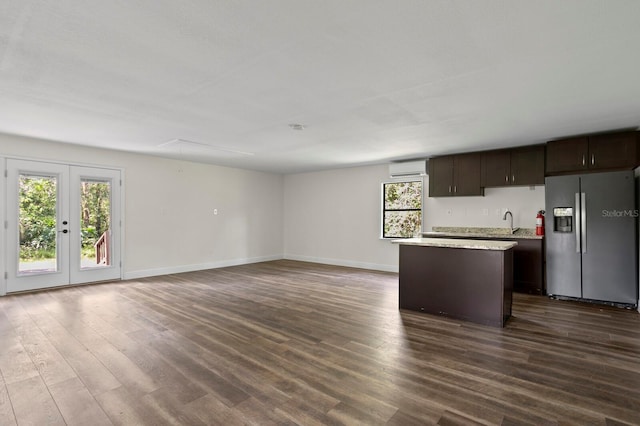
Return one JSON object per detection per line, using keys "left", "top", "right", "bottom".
{"left": 80, "top": 179, "right": 111, "bottom": 269}
{"left": 19, "top": 174, "right": 58, "bottom": 274}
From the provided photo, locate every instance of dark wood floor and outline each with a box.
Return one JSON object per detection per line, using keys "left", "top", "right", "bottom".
{"left": 0, "top": 260, "right": 639, "bottom": 425}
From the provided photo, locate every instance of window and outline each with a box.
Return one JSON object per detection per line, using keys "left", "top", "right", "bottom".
{"left": 382, "top": 180, "right": 422, "bottom": 238}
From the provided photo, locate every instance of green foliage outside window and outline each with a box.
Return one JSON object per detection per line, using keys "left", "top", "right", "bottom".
{"left": 80, "top": 181, "right": 111, "bottom": 258}
{"left": 383, "top": 181, "right": 422, "bottom": 238}
{"left": 18, "top": 176, "right": 111, "bottom": 261}
{"left": 19, "top": 177, "right": 57, "bottom": 259}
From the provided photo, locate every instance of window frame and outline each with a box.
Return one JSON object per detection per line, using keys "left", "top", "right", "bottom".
{"left": 381, "top": 178, "right": 424, "bottom": 239}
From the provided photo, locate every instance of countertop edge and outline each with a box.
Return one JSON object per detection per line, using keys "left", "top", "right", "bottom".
{"left": 423, "top": 231, "right": 544, "bottom": 240}
{"left": 392, "top": 237, "right": 518, "bottom": 251}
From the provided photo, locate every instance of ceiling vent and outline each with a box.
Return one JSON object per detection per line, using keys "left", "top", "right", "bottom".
{"left": 158, "top": 139, "right": 254, "bottom": 158}
{"left": 389, "top": 160, "right": 427, "bottom": 178}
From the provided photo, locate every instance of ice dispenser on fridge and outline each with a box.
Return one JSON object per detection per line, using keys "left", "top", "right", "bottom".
{"left": 552, "top": 207, "right": 573, "bottom": 233}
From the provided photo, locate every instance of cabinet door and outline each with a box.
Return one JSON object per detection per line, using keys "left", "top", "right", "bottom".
{"left": 428, "top": 156, "right": 454, "bottom": 197}
{"left": 545, "top": 137, "right": 588, "bottom": 174}
{"left": 453, "top": 153, "right": 482, "bottom": 196}
{"left": 511, "top": 145, "right": 545, "bottom": 185}
{"left": 481, "top": 150, "right": 510, "bottom": 187}
{"left": 588, "top": 131, "right": 638, "bottom": 170}
{"left": 512, "top": 239, "right": 544, "bottom": 295}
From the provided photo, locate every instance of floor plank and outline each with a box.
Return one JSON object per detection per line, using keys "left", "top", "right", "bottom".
{"left": 6, "top": 376, "right": 65, "bottom": 425}
{"left": 0, "top": 260, "right": 638, "bottom": 425}
{"left": 48, "top": 377, "right": 113, "bottom": 426}
{"left": 0, "top": 369, "right": 17, "bottom": 426}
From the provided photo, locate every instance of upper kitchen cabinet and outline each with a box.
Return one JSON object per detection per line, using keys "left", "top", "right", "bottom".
{"left": 429, "top": 156, "right": 454, "bottom": 197}
{"left": 546, "top": 131, "right": 638, "bottom": 175}
{"left": 455, "top": 154, "right": 483, "bottom": 196}
{"left": 588, "top": 131, "right": 638, "bottom": 170}
{"left": 429, "top": 153, "right": 483, "bottom": 197}
{"left": 510, "top": 145, "right": 545, "bottom": 185}
{"left": 481, "top": 145, "right": 544, "bottom": 187}
{"left": 481, "top": 149, "right": 510, "bottom": 187}
{"left": 545, "top": 137, "right": 588, "bottom": 173}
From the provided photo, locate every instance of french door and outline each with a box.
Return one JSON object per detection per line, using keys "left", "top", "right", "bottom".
{"left": 5, "top": 159, "right": 121, "bottom": 293}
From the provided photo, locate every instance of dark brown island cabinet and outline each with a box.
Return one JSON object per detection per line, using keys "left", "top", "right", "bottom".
{"left": 546, "top": 130, "right": 639, "bottom": 175}
{"left": 481, "top": 145, "right": 545, "bottom": 187}
{"left": 428, "top": 153, "right": 483, "bottom": 197}
{"left": 423, "top": 233, "right": 545, "bottom": 295}
{"left": 396, "top": 238, "right": 515, "bottom": 327}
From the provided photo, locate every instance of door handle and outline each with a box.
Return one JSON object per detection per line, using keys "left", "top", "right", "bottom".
{"left": 581, "top": 192, "right": 587, "bottom": 254}
{"left": 575, "top": 193, "right": 580, "bottom": 253}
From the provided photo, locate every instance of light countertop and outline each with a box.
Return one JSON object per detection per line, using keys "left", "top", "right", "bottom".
{"left": 423, "top": 226, "right": 544, "bottom": 240}
{"left": 393, "top": 237, "right": 518, "bottom": 251}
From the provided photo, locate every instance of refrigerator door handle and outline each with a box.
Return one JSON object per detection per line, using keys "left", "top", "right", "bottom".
{"left": 575, "top": 192, "right": 581, "bottom": 253}
{"left": 581, "top": 192, "right": 587, "bottom": 254}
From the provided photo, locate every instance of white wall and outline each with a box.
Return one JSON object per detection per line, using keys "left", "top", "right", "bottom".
{"left": 283, "top": 164, "right": 400, "bottom": 272}
{"left": 0, "top": 133, "right": 284, "bottom": 279}
{"left": 283, "top": 165, "right": 547, "bottom": 273}
{"left": 0, "top": 133, "right": 549, "bottom": 281}
{"left": 424, "top": 183, "right": 546, "bottom": 230}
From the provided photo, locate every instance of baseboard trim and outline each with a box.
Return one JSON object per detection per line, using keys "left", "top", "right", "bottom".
{"left": 284, "top": 254, "right": 398, "bottom": 273}
{"left": 123, "top": 255, "right": 284, "bottom": 280}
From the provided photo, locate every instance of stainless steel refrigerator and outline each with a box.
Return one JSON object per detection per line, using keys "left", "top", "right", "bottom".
{"left": 545, "top": 170, "right": 638, "bottom": 307}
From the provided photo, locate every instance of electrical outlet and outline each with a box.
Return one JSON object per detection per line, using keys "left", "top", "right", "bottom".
{"left": 481, "top": 208, "right": 489, "bottom": 216}
{"left": 213, "top": 209, "right": 218, "bottom": 215}
{"left": 446, "top": 209, "right": 452, "bottom": 215}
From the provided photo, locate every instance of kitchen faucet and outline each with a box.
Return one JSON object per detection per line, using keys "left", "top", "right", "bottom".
{"left": 503, "top": 209, "right": 513, "bottom": 232}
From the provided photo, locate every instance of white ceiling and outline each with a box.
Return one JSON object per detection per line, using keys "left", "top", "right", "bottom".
{"left": 1, "top": 1, "right": 640, "bottom": 174}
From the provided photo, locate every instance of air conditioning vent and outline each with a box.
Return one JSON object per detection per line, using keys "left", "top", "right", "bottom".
{"left": 389, "top": 160, "right": 427, "bottom": 178}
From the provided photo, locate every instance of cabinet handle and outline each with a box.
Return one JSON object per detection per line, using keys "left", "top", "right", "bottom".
{"left": 591, "top": 154, "right": 595, "bottom": 166}
{"left": 454, "top": 185, "right": 457, "bottom": 193}
{"left": 582, "top": 155, "right": 585, "bottom": 166}
{"left": 505, "top": 175, "right": 508, "bottom": 183}
{"left": 448, "top": 185, "right": 451, "bottom": 193}
{"left": 512, "top": 175, "right": 515, "bottom": 183}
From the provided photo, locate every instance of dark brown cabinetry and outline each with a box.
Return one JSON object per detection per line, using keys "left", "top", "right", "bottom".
{"left": 428, "top": 153, "right": 483, "bottom": 197}
{"left": 511, "top": 146, "right": 546, "bottom": 185}
{"left": 480, "top": 150, "right": 510, "bottom": 187}
{"left": 588, "top": 132, "right": 638, "bottom": 170}
{"left": 481, "top": 145, "right": 545, "bottom": 187}
{"left": 429, "top": 156, "right": 455, "bottom": 197}
{"left": 545, "top": 137, "right": 587, "bottom": 173}
{"left": 399, "top": 244, "right": 512, "bottom": 327}
{"left": 546, "top": 131, "right": 638, "bottom": 175}
{"left": 423, "top": 234, "right": 545, "bottom": 295}
{"left": 511, "top": 238, "right": 545, "bottom": 295}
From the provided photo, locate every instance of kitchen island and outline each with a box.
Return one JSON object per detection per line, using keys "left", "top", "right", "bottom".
{"left": 394, "top": 238, "right": 517, "bottom": 327}
{"left": 423, "top": 227, "right": 545, "bottom": 295}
